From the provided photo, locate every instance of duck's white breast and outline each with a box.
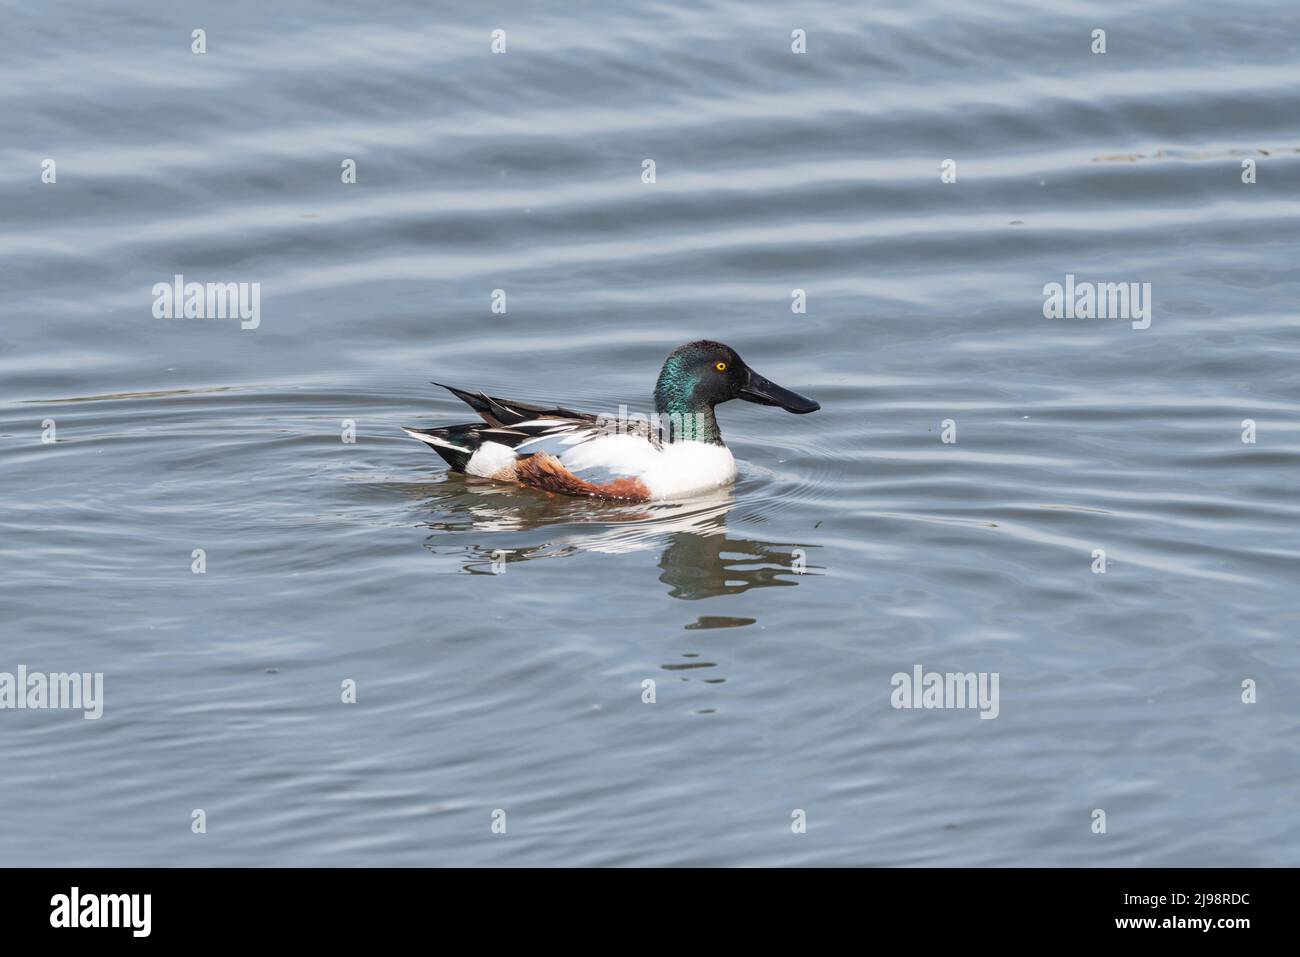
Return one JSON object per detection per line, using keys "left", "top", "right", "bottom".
{"left": 559, "top": 435, "right": 736, "bottom": 500}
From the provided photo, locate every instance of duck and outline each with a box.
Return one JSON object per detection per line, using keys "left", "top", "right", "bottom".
{"left": 403, "top": 340, "right": 819, "bottom": 502}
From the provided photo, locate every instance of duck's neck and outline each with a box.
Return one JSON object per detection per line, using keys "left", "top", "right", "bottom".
{"left": 653, "top": 359, "right": 725, "bottom": 445}
{"left": 653, "top": 395, "right": 723, "bottom": 445}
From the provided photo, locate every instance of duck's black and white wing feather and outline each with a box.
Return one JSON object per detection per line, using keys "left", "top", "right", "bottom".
{"left": 403, "top": 383, "right": 658, "bottom": 474}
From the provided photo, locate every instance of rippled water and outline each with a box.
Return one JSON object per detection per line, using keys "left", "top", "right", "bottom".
{"left": 2, "top": 0, "right": 1298, "bottom": 866}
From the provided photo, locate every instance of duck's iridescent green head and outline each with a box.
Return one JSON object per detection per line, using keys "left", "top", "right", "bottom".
{"left": 653, "top": 340, "right": 820, "bottom": 423}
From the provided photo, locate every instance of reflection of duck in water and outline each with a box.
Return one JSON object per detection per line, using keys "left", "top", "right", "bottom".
{"left": 405, "top": 478, "right": 812, "bottom": 598}
{"left": 657, "top": 526, "right": 808, "bottom": 600}
{"left": 403, "top": 341, "right": 819, "bottom": 502}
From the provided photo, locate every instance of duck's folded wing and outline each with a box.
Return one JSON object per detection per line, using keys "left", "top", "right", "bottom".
{"left": 481, "top": 412, "right": 656, "bottom": 453}
{"left": 470, "top": 418, "right": 601, "bottom": 453}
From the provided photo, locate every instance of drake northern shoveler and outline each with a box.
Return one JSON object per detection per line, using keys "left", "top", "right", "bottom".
{"left": 403, "top": 340, "right": 819, "bottom": 502}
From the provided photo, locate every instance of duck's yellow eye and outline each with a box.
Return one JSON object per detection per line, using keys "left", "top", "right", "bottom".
{"left": 715, "top": 361, "right": 727, "bottom": 372}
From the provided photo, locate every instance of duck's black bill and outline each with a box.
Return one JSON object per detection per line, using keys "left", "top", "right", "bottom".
{"left": 738, "top": 370, "right": 821, "bottom": 414}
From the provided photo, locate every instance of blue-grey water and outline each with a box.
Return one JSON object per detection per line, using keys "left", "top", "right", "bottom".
{"left": 2, "top": 0, "right": 1298, "bottom": 866}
